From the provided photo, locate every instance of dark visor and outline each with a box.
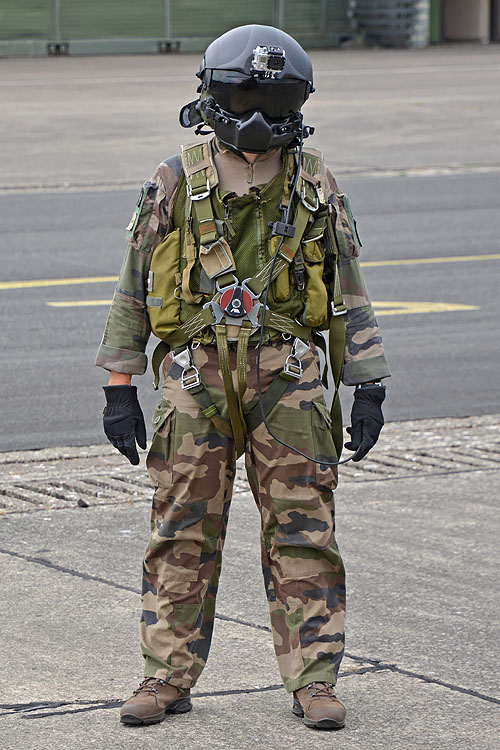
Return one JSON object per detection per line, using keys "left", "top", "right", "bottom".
{"left": 208, "top": 71, "right": 310, "bottom": 119}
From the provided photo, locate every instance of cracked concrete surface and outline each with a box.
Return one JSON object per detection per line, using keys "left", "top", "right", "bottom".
{"left": 0, "top": 414, "right": 499, "bottom": 748}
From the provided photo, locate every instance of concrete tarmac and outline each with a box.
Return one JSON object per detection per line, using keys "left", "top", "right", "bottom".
{"left": 0, "top": 415, "right": 499, "bottom": 748}
{"left": 1, "top": 45, "right": 500, "bottom": 748}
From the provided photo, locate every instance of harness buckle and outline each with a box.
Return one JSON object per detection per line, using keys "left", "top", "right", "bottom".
{"left": 283, "top": 355, "right": 303, "bottom": 379}
{"left": 283, "top": 337, "right": 310, "bottom": 379}
{"left": 172, "top": 347, "right": 201, "bottom": 390}
{"left": 187, "top": 178, "right": 211, "bottom": 202}
{"left": 181, "top": 367, "right": 201, "bottom": 390}
{"left": 300, "top": 183, "right": 319, "bottom": 212}
{"left": 331, "top": 301, "right": 347, "bottom": 317}
{"left": 207, "top": 277, "right": 264, "bottom": 329}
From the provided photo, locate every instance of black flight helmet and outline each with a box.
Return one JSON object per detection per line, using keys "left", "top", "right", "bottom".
{"left": 179, "top": 24, "right": 314, "bottom": 153}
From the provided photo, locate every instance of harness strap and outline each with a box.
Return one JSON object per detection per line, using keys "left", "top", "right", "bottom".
{"left": 329, "top": 315, "right": 345, "bottom": 458}
{"left": 151, "top": 307, "right": 312, "bottom": 389}
{"left": 183, "top": 379, "right": 233, "bottom": 439}
{"left": 325, "top": 214, "right": 347, "bottom": 457}
{"left": 236, "top": 321, "right": 252, "bottom": 401}
{"left": 246, "top": 198, "right": 313, "bottom": 297}
{"left": 245, "top": 370, "right": 291, "bottom": 434}
{"left": 215, "top": 324, "right": 246, "bottom": 458}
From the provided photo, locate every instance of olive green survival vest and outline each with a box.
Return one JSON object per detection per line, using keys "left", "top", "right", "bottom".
{"left": 147, "top": 139, "right": 347, "bottom": 455}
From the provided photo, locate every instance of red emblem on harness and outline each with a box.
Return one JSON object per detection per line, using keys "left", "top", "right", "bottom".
{"left": 220, "top": 286, "right": 253, "bottom": 318}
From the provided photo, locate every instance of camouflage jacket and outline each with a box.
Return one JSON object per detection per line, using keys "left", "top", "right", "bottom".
{"left": 95, "top": 140, "right": 390, "bottom": 386}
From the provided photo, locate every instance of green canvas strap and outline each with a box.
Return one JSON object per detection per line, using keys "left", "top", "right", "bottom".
{"left": 245, "top": 370, "right": 291, "bottom": 434}
{"left": 262, "top": 310, "right": 312, "bottom": 341}
{"left": 182, "top": 377, "right": 233, "bottom": 439}
{"left": 181, "top": 142, "right": 219, "bottom": 246}
{"left": 324, "top": 212, "right": 347, "bottom": 457}
{"left": 329, "top": 314, "right": 346, "bottom": 458}
{"left": 245, "top": 198, "right": 314, "bottom": 297}
{"left": 150, "top": 308, "right": 312, "bottom": 389}
{"left": 215, "top": 324, "right": 246, "bottom": 458}
{"left": 236, "top": 321, "right": 252, "bottom": 401}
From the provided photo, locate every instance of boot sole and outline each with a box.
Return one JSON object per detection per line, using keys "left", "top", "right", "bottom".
{"left": 292, "top": 701, "right": 345, "bottom": 730}
{"left": 120, "top": 696, "right": 192, "bottom": 725}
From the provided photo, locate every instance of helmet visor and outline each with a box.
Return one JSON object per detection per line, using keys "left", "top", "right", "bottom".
{"left": 207, "top": 71, "right": 309, "bottom": 119}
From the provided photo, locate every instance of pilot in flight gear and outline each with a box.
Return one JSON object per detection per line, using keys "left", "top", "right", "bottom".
{"left": 96, "top": 24, "right": 390, "bottom": 730}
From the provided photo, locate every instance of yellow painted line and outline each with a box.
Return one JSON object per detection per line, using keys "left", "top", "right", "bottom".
{"left": 2, "top": 253, "right": 500, "bottom": 292}
{"left": 0, "top": 276, "right": 117, "bottom": 291}
{"left": 361, "top": 253, "right": 500, "bottom": 268}
{"left": 373, "top": 301, "right": 478, "bottom": 316}
{"left": 47, "top": 299, "right": 113, "bottom": 307}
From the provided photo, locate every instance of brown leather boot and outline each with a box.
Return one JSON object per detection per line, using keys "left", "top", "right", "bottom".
{"left": 120, "top": 678, "right": 192, "bottom": 725}
{"left": 292, "top": 682, "right": 346, "bottom": 729}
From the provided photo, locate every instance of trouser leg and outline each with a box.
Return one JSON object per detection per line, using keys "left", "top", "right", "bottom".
{"left": 244, "top": 344, "right": 346, "bottom": 693}
{"left": 140, "top": 349, "right": 235, "bottom": 689}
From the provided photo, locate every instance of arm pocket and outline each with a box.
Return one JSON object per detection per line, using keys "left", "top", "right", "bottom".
{"left": 333, "top": 188, "right": 362, "bottom": 258}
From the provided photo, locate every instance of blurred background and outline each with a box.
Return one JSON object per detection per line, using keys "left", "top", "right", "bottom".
{"left": 1, "top": 0, "right": 499, "bottom": 450}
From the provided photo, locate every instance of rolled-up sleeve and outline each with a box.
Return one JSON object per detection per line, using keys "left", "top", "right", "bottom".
{"left": 95, "top": 156, "right": 181, "bottom": 374}
{"left": 325, "top": 167, "right": 391, "bottom": 386}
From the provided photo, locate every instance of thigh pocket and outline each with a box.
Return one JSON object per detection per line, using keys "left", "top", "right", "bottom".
{"left": 264, "top": 396, "right": 337, "bottom": 490}
{"left": 147, "top": 399, "right": 176, "bottom": 489}
{"left": 311, "top": 399, "right": 338, "bottom": 490}
{"left": 270, "top": 494, "right": 336, "bottom": 578}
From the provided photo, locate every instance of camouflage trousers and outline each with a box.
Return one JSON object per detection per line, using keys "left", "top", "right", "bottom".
{"left": 140, "top": 341, "right": 345, "bottom": 693}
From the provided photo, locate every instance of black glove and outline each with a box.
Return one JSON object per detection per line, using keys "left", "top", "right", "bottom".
{"left": 103, "top": 385, "right": 147, "bottom": 465}
{"left": 345, "top": 383, "right": 386, "bottom": 463}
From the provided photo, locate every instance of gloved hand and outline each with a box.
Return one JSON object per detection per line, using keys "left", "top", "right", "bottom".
{"left": 344, "top": 383, "right": 386, "bottom": 462}
{"left": 103, "top": 385, "right": 147, "bottom": 465}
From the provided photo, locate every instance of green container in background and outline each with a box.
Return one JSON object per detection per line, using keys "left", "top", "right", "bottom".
{"left": 430, "top": 0, "right": 442, "bottom": 43}
{"left": 0, "top": 0, "right": 353, "bottom": 56}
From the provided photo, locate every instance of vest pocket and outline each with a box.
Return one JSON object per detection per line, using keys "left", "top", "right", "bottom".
{"left": 302, "top": 241, "right": 328, "bottom": 328}
{"left": 147, "top": 228, "right": 182, "bottom": 340}
{"left": 269, "top": 235, "right": 291, "bottom": 301}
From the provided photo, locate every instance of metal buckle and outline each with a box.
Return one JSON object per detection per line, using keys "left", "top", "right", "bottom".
{"left": 300, "top": 183, "right": 319, "bottom": 212}
{"left": 283, "top": 338, "right": 310, "bottom": 379}
{"left": 292, "top": 338, "right": 310, "bottom": 359}
{"left": 207, "top": 277, "right": 263, "bottom": 329}
{"left": 331, "top": 301, "right": 347, "bottom": 317}
{"left": 187, "top": 178, "right": 210, "bottom": 202}
{"left": 181, "top": 367, "right": 201, "bottom": 390}
{"left": 283, "top": 355, "right": 303, "bottom": 379}
{"left": 172, "top": 347, "right": 201, "bottom": 390}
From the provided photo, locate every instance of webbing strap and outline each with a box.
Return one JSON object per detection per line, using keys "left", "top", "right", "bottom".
{"left": 184, "top": 380, "right": 233, "bottom": 439}
{"left": 245, "top": 371, "right": 291, "bottom": 434}
{"left": 236, "top": 321, "right": 252, "bottom": 401}
{"left": 181, "top": 142, "right": 218, "bottom": 246}
{"left": 329, "top": 315, "right": 346, "bottom": 458}
{"left": 215, "top": 324, "right": 246, "bottom": 458}
{"left": 246, "top": 199, "right": 313, "bottom": 297}
{"left": 263, "top": 310, "right": 312, "bottom": 341}
{"left": 181, "top": 231, "right": 199, "bottom": 304}
{"left": 151, "top": 308, "right": 312, "bottom": 389}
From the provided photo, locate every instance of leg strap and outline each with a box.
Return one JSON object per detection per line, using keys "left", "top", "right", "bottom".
{"left": 171, "top": 346, "right": 233, "bottom": 439}
{"left": 245, "top": 338, "right": 309, "bottom": 435}
{"left": 215, "top": 324, "right": 246, "bottom": 458}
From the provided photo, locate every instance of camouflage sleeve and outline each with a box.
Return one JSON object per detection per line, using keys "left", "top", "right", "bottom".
{"left": 95, "top": 156, "right": 182, "bottom": 374}
{"left": 325, "top": 167, "right": 391, "bottom": 386}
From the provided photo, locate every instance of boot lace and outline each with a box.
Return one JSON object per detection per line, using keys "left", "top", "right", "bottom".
{"left": 305, "top": 682, "right": 337, "bottom": 699}
{"left": 133, "top": 677, "right": 166, "bottom": 696}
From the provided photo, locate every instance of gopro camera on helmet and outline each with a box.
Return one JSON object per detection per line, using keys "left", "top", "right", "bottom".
{"left": 250, "top": 45, "right": 286, "bottom": 77}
